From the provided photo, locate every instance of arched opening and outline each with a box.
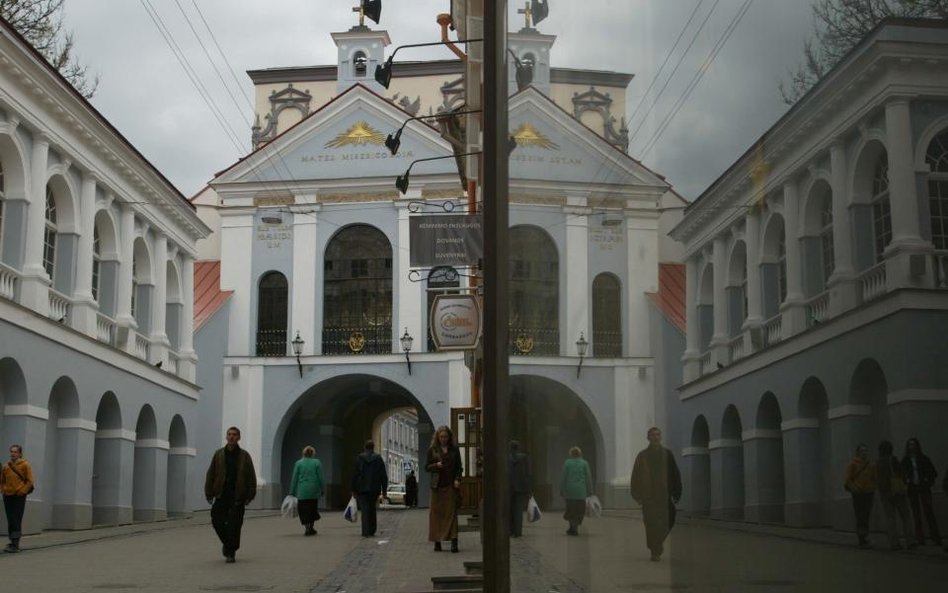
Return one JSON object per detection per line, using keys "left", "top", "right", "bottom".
{"left": 0, "top": 358, "right": 28, "bottom": 449}
{"left": 274, "top": 374, "right": 432, "bottom": 511}
{"left": 323, "top": 225, "right": 393, "bottom": 355}
{"left": 761, "top": 213, "right": 788, "bottom": 322}
{"left": 696, "top": 263, "right": 714, "bottom": 351}
{"left": 591, "top": 273, "right": 621, "bottom": 357}
{"left": 165, "top": 261, "right": 183, "bottom": 352}
{"left": 851, "top": 141, "right": 890, "bottom": 272}
{"left": 166, "top": 415, "right": 189, "bottom": 517}
{"left": 926, "top": 129, "right": 948, "bottom": 252}
{"left": 43, "top": 176, "right": 77, "bottom": 297}
{"left": 688, "top": 415, "right": 711, "bottom": 515}
{"left": 0, "top": 135, "right": 27, "bottom": 271}
{"left": 849, "top": 358, "right": 889, "bottom": 452}
{"left": 426, "top": 266, "right": 460, "bottom": 351}
{"left": 726, "top": 241, "right": 748, "bottom": 340}
{"left": 256, "top": 270, "right": 288, "bottom": 356}
{"left": 92, "top": 392, "right": 124, "bottom": 525}
{"left": 353, "top": 50, "right": 368, "bottom": 77}
{"left": 0, "top": 159, "right": 5, "bottom": 266}
{"left": 132, "top": 404, "right": 164, "bottom": 521}
{"left": 751, "top": 393, "right": 785, "bottom": 523}
{"left": 717, "top": 405, "right": 745, "bottom": 519}
{"left": 509, "top": 225, "right": 559, "bottom": 356}
{"left": 43, "top": 376, "right": 81, "bottom": 529}
{"left": 791, "top": 377, "right": 832, "bottom": 527}
{"left": 800, "top": 180, "right": 834, "bottom": 296}
{"left": 131, "top": 237, "right": 153, "bottom": 336}
{"left": 508, "top": 375, "right": 605, "bottom": 511}
{"left": 92, "top": 210, "right": 119, "bottom": 321}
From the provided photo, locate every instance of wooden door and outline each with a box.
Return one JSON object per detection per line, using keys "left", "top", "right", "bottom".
{"left": 451, "top": 407, "right": 482, "bottom": 513}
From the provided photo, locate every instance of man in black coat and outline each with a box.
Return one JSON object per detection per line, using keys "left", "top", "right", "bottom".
{"left": 630, "top": 427, "right": 682, "bottom": 561}
{"left": 508, "top": 440, "right": 531, "bottom": 537}
{"left": 405, "top": 470, "right": 418, "bottom": 508}
{"left": 352, "top": 440, "right": 388, "bottom": 537}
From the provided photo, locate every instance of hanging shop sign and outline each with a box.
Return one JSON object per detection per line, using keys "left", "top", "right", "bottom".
{"left": 430, "top": 294, "right": 482, "bottom": 351}
{"left": 410, "top": 215, "right": 483, "bottom": 267}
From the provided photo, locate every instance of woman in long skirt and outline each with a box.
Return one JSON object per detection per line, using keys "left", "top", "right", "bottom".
{"left": 289, "top": 445, "right": 325, "bottom": 536}
{"left": 560, "top": 446, "right": 593, "bottom": 535}
{"left": 427, "top": 425, "right": 463, "bottom": 552}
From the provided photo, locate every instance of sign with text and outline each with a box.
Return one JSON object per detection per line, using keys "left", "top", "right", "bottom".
{"left": 410, "top": 215, "right": 483, "bottom": 267}
{"left": 429, "top": 294, "right": 482, "bottom": 351}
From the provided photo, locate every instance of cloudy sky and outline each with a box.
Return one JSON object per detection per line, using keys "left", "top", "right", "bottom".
{"left": 60, "top": 0, "right": 815, "bottom": 200}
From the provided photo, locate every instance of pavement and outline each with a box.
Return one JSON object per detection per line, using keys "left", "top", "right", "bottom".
{"left": 0, "top": 505, "right": 945, "bottom": 592}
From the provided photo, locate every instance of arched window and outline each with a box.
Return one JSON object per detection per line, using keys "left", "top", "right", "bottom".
{"left": 323, "top": 225, "right": 393, "bottom": 354}
{"left": 872, "top": 155, "right": 892, "bottom": 262}
{"left": 44, "top": 186, "right": 57, "bottom": 280}
{"left": 353, "top": 51, "right": 368, "bottom": 77}
{"left": 819, "top": 194, "right": 834, "bottom": 285}
{"left": 92, "top": 226, "right": 101, "bottom": 301}
{"left": 427, "top": 266, "right": 460, "bottom": 351}
{"left": 927, "top": 131, "right": 948, "bottom": 250}
{"left": 131, "top": 256, "right": 138, "bottom": 318}
{"left": 777, "top": 227, "right": 788, "bottom": 304}
{"left": 509, "top": 226, "right": 558, "bottom": 355}
{"left": 592, "top": 273, "right": 621, "bottom": 357}
{"left": 256, "top": 271, "right": 288, "bottom": 356}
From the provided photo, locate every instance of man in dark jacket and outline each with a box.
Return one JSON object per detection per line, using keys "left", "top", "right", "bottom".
{"left": 405, "top": 470, "right": 418, "bottom": 508}
{"left": 205, "top": 426, "right": 257, "bottom": 563}
{"left": 352, "top": 440, "right": 388, "bottom": 537}
{"left": 508, "top": 440, "right": 531, "bottom": 537}
{"left": 630, "top": 427, "right": 682, "bottom": 562}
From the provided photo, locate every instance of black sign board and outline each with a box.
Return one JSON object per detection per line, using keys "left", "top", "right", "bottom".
{"left": 409, "top": 214, "right": 483, "bottom": 267}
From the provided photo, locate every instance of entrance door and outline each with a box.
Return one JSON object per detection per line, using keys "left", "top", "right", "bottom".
{"left": 451, "top": 407, "right": 482, "bottom": 513}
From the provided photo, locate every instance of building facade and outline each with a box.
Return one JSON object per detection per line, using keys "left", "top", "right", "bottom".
{"left": 191, "top": 18, "right": 679, "bottom": 512}
{"left": 670, "top": 19, "right": 948, "bottom": 530}
{"left": 0, "top": 19, "right": 208, "bottom": 534}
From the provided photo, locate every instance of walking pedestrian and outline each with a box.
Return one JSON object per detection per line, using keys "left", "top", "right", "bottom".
{"left": 560, "top": 446, "right": 593, "bottom": 536}
{"left": 900, "top": 437, "right": 941, "bottom": 547}
{"left": 405, "top": 470, "right": 418, "bottom": 508}
{"left": 351, "top": 440, "right": 387, "bottom": 538}
{"left": 426, "top": 425, "right": 463, "bottom": 552}
{"left": 509, "top": 440, "right": 531, "bottom": 537}
{"left": 1, "top": 445, "right": 34, "bottom": 553}
{"left": 844, "top": 443, "right": 877, "bottom": 549}
{"left": 205, "top": 426, "right": 257, "bottom": 563}
{"left": 876, "top": 440, "right": 916, "bottom": 550}
{"left": 289, "top": 445, "right": 324, "bottom": 536}
{"left": 630, "top": 427, "right": 682, "bottom": 561}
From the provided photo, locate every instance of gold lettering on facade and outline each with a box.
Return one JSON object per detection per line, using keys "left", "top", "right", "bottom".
{"left": 253, "top": 195, "right": 295, "bottom": 207}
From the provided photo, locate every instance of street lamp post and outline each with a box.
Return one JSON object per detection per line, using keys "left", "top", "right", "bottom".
{"left": 400, "top": 327, "right": 414, "bottom": 375}
{"left": 576, "top": 332, "right": 589, "bottom": 378}
{"left": 292, "top": 331, "right": 305, "bottom": 378}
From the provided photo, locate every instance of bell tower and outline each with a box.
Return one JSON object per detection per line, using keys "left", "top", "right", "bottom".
{"left": 332, "top": 2, "right": 390, "bottom": 94}
{"left": 507, "top": 1, "right": 555, "bottom": 96}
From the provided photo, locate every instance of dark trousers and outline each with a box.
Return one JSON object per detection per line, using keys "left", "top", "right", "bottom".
{"left": 907, "top": 487, "right": 941, "bottom": 544}
{"left": 356, "top": 494, "right": 378, "bottom": 537}
{"left": 510, "top": 493, "right": 528, "bottom": 536}
{"left": 642, "top": 499, "right": 676, "bottom": 556}
{"left": 3, "top": 494, "right": 26, "bottom": 544}
{"left": 211, "top": 497, "right": 246, "bottom": 556}
{"left": 851, "top": 492, "right": 874, "bottom": 541}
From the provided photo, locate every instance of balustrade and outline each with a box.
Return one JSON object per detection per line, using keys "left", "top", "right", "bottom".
{"left": 48, "top": 289, "right": 71, "bottom": 323}
{"left": 0, "top": 262, "right": 17, "bottom": 300}
{"left": 859, "top": 262, "right": 887, "bottom": 303}
{"left": 806, "top": 292, "right": 830, "bottom": 327}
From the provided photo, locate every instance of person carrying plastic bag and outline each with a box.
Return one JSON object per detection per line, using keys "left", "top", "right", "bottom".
{"left": 559, "top": 445, "right": 594, "bottom": 536}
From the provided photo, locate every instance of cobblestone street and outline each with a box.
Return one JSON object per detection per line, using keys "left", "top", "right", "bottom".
{"left": 1, "top": 506, "right": 945, "bottom": 592}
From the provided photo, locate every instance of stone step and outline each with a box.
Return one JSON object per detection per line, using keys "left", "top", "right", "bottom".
{"left": 457, "top": 523, "right": 480, "bottom": 533}
{"left": 431, "top": 575, "right": 484, "bottom": 591}
{"left": 463, "top": 560, "right": 483, "bottom": 575}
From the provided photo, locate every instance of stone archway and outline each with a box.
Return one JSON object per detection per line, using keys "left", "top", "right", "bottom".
{"left": 785, "top": 377, "right": 832, "bottom": 527}
{"left": 166, "top": 415, "right": 190, "bottom": 518}
{"left": 43, "top": 376, "right": 81, "bottom": 529}
{"left": 747, "top": 393, "right": 785, "bottom": 523}
{"left": 92, "top": 392, "right": 130, "bottom": 525}
{"left": 713, "top": 405, "right": 745, "bottom": 520}
{"left": 508, "top": 375, "right": 606, "bottom": 511}
{"left": 686, "top": 415, "right": 711, "bottom": 515}
{"left": 132, "top": 405, "right": 166, "bottom": 522}
{"left": 273, "top": 374, "right": 435, "bottom": 510}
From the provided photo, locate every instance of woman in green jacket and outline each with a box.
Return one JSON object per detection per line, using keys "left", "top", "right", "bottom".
{"left": 290, "top": 446, "right": 325, "bottom": 536}
{"left": 560, "top": 446, "right": 594, "bottom": 535}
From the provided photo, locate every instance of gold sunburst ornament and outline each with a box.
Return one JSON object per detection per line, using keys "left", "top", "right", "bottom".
{"left": 511, "top": 123, "right": 559, "bottom": 150}
{"left": 325, "top": 121, "right": 386, "bottom": 149}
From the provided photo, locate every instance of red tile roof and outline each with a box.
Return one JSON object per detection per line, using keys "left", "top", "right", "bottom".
{"left": 647, "top": 263, "right": 686, "bottom": 333}
{"left": 194, "top": 261, "right": 232, "bottom": 331}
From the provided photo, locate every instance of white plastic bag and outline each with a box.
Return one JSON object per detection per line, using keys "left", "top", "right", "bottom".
{"left": 344, "top": 495, "right": 359, "bottom": 523}
{"left": 526, "top": 496, "right": 542, "bottom": 523}
{"left": 585, "top": 494, "right": 602, "bottom": 518}
{"left": 281, "top": 495, "right": 298, "bottom": 519}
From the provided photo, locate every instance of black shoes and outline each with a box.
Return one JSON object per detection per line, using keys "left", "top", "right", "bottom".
{"left": 304, "top": 523, "right": 317, "bottom": 536}
{"left": 3, "top": 543, "right": 19, "bottom": 553}
{"left": 434, "top": 541, "right": 442, "bottom": 551}
{"left": 451, "top": 539, "right": 459, "bottom": 553}
{"left": 225, "top": 556, "right": 236, "bottom": 563}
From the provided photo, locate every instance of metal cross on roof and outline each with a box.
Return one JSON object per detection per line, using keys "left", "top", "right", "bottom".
{"left": 352, "top": 1, "right": 366, "bottom": 27}
{"left": 517, "top": 1, "right": 533, "bottom": 29}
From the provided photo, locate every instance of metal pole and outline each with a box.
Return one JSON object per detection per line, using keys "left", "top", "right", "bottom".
{"left": 482, "top": 0, "right": 510, "bottom": 591}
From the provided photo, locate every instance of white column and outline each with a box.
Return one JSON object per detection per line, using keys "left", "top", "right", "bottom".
{"left": 683, "top": 255, "right": 701, "bottom": 381}
{"left": 884, "top": 99, "right": 925, "bottom": 246}
{"left": 710, "top": 235, "right": 729, "bottom": 365}
{"left": 780, "top": 182, "right": 806, "bottom": 336}
{"left": 884, "top": 98, "right": 931, "bottom": 290}
{"left": 626, "top": 210, "right": 659, "bottom": 358}
{"left": 72, "top": 172, "right": 99, "bottom": 336}
{"left": 115, "top": 204, "right": 137, "bottom": 352}
{"left": 149, "top": 234, "right": 169, "bottom": 364}
{"left": 743, "top": 209, "right": 763, "bottom": 327}
{"left": 565, "top": 197, "right": 589, "bottom": 357}
{"left": 178, "top": 255, "right": 197, "bottom": 382}
{"left": 19, "top": 134, "right": 50, "bottom": 313}
{"left": 395, "top": 197, "right": 422, "bottom": 354}
{"left": 291, "top": 207, "right": 318, "bottom": 354}
{"left": 220, "top": 212, "right": 254, "bottom": 356}
{"left": 827, "top": 141, "right": 859, "bottom": 314}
